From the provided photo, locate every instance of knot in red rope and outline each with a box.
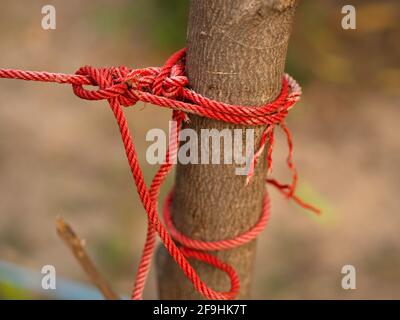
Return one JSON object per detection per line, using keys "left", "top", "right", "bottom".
{"left": 72, "top": 51, "right": 188, "bottom": 107}
{"left": 71, "top": 65, "right": 132, "bottom": 106}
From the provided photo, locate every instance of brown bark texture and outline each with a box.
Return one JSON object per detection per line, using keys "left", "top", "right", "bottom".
{"left": 156, "top": 0, "right": 298, "bottom": 299}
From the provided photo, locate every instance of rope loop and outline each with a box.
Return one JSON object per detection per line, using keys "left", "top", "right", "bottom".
{"left": 180, "top": 248, "right": 240, "bottom": 300}
{"left": 163, "top": 190, "right": 271, "bottom": 251}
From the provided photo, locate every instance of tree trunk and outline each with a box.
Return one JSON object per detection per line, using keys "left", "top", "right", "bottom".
{"left": 157, "top": 0, "right": 298, "bottom": 299}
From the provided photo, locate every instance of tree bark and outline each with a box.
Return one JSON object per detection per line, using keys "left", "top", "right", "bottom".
{"left": 157, "top": 0, "right": 298, "bottom": 299}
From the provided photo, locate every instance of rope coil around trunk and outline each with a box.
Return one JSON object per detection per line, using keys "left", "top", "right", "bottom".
{"left": 0, "top": 48, "right": 320, "bottom": 300}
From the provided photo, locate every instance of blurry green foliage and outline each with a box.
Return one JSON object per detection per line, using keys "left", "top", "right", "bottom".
{"left": 295, "top": 182, "right": 335, "bottom": 225}
{"left": 0, "top": 282, "right": 33, "bottom": 299}
{"left": 89, "top": 0, "right": 188, "bottom": 51}
{"left": 132, "top": 0, "right": 189, "bottom": 50}
{"left": 287, "top": 0, "right": 400, "bottom": 91}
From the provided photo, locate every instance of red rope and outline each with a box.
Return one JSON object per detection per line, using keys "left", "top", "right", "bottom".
{"left": 0, "top": 48, "right": 320, "bottom": 300}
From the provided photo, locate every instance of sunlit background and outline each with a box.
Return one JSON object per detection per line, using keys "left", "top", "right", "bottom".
{"left": 0, "top": 0, "right": 399, "bottom": 299}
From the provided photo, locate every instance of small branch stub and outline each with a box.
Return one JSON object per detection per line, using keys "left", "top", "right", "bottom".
{"left": 56, "top": 217, "right": 119, "bottom": 300}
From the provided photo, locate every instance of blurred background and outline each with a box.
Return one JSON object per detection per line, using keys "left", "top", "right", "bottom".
{"left": 0, "top": 0, "right": 399, "bottom": 299}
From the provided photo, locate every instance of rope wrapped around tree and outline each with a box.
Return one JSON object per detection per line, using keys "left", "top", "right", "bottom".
{"left": 0, "top": 48, "right": 319, "bottom": 300}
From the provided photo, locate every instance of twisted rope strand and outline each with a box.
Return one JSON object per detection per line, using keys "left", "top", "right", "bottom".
{"left": 0, "top": 48, "right": 320, "bottom": 300}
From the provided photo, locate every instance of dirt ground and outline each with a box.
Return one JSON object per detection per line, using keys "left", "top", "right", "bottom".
{"left": 0, "top": 0, "right": 399, "bottom": 299}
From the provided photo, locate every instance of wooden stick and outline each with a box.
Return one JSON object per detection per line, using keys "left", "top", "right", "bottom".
{"left": 157, "top": 0, "right": 298, "bottom": 299}
{"left": 56, "top": 217, "right": 119, "bottom": 300}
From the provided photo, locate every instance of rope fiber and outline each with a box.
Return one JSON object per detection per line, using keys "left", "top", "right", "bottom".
{"left": 0, "top": 48, "right": 320, "bottom": 300}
